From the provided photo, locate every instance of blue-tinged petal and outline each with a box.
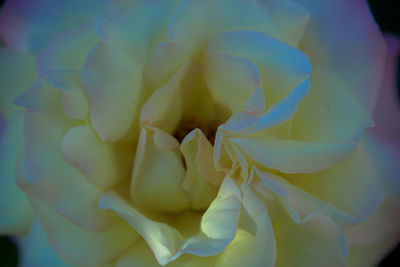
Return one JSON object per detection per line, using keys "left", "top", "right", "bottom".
{"left": 0, "top": 111, "right": 34, "bottom": 234}
{"left": 0, "top": 47, "right": 37, "bottom": 119}
{"left": 0, "top": 0, "right": 109, "bottom": 53}
{"left": 30, "top": 197, "right": 139, "bottom": 266}
{"left": 19, "top": 220, "right": 74, "bottom": 267}
{"left": 145, "top": 0, "right": 309, "bottom": 87}
{"left": 36, "top": 23, "right": 100, "bottom": 76}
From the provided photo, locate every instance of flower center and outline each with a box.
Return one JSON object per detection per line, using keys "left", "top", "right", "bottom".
{"left": 173, "top": 118, "right": 219, "bottom": 144}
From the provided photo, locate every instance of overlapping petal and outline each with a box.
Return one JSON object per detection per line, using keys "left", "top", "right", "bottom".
{"left": 297, "top": 0, "right": 386, "bottom": 111}
{"left": 100, "top": 176, "right": 242, "bottom": 266}
{"left": 0, "top": 0, "right": 109, "bottom": 53}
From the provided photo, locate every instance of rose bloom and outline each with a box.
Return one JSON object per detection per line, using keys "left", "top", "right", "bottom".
{"left": 1, "top": 0, "right": 400, "bottom": 266}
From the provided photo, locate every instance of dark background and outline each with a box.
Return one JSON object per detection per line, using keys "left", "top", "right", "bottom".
{"left": 0, "top": 0, "right": 399, "bottom": 266}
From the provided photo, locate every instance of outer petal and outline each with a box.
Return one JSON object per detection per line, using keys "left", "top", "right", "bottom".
{"left": 372, "top": 34, "right": 400, "bottom": 140}
{"left": 19, "top": 220, "right": 74, "bottom": 267}
{"left": 36, "top": 23, "right": 100, "bottom": 76}
{"left": 0, "top": 112, "right": 34, "bottom": 234}
{"left": 297, "top": 0, "right": 386, "bottom": 111}
{"left": 274, "top": 211, "right": 347, "bottom": 267}
{"left": 0, "top": 47, "right": 37, "bottom": 119}
{"left": 285, "top": 140, "right": 383, "bottom": 225}
{"left": 16, "top": 76, "right": 118, "bottom": 230}
{"left": 84, "top": 0, "right": 181, "bottom": 142}
{"left": 0, "top": 0, "right": 109, "bottom": 53}
{"left": 30, "top": 197, "right": 139, "bottom": 266}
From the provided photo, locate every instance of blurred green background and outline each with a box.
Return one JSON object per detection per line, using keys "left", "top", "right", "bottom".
{"left": 0, "top": 0, "right": 399, "bottom": 266}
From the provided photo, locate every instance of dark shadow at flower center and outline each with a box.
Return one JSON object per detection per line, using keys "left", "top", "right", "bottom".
{"left": 173, "top": 118, "right": 219, "bottom": 144}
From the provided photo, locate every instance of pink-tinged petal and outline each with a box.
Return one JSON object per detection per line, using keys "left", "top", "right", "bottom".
{"left": 0, "top": 112, "right": 34, "bottom": 235}
{"left": 0, "top": 47, "right": 37, "bottom": 119}
{"left": 100, "top": 176, "right": 242, "bottom": 266}
{"left": 15, "top": 77, "right": 118, "bottom": 230}
{"left": 344, "top": 130, "right": 400, "bottom": 258}
{"left": 274, "top": 211, "right": 347, "bottom": 267}
{"left": 30, "top": 197, "right": 139, "bottom": 266}
{"left": 19, "top": 220, "right": 73, "bottom": 267}
{"left": 373, "top": 34, "right": 400, "bottom": 140}
{"left": 285, "top": 140, "right": 384, "bottom": 225}
{"left": 82, "top": 43, "right": 145, "bottom": 142}
{"left": 130, "top": 126, "right": 189, "bottom": 213}
{"left": 0, "top": 0, "right": 109, "bottom": 53}
{"left": 36, "top": 23, "right": 100, "bottom": 76}
{"left": 181, "top": 129, "right": 223, "bottom": 210}
{"left": 297, "top": 0, "right": 386, "bottom": 111}
{"left": 145, "top": 0, "right": 309, "bottom": 86}
{"left": 61, "top": 124, "right": 134, "bottom": 188}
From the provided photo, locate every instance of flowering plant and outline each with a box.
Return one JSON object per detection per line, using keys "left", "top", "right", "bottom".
{"left": 0, "top": 0, "right": 400, "bottom": 266}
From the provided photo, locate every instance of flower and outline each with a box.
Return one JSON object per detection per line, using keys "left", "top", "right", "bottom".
{"left": 0, "top": 0, "right": 399, "bottom": 266}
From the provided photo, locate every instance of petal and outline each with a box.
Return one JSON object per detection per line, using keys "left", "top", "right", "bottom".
{"left": 0, "top": 0, "right": 108, "bottom": 53}
{"left": 373, "top": 34, "right": 400, "bottom": 140}
{"left": 100, "top": 176, "right": 242, "bottom": 266}
{"left": 36, "top": 23, "right": 100, "bottom": 76}
{"left": 285, "top": 140, "right": 384, "bottom": 224}
{"left": 145, "top": 0, "right": 309, "bottom": 86}
{"left": 344, "top": 130, "right": 400, "bottom": 250}
{"left": 82, "top": 43, "right": 146, "bottom": 142}
{"left": 204, "top": 53, "right": 261, "bottom": 114}
{"left": 297, "top": 0, "right": 386, "bottom": 111}
{"left": 140, "top": 62, "right": 192, "bottom": 133}
{"left": 0, "top": 47, "right": 37, "bottom": 119}
{"left": 16, "top": 77, "right": 118, "bottom": 230}
{"left": 0, "top": 112, "right": 34, "bottom": 234}
{"left": 292, "top": 67, "right": 374, "bottom": 142}
{"left": 274, "top": 211, "right": 347, "bottom": 267}
{"left": 31, "top": 197, "right": 139, "bottom": 266}
{"left": 117, "top": 183, "right": 277, "bottom": 267}
{"left": 130, "top": 127, "right": 189, "bottom": 213}
{"left": 206, "top": 30, "right": 311, "bottom": 110}
{"left": 19, "top": 220, "right": 73, "bottom": 267}
{"left": 45, "top": 72, "right": 88, "bottom": 120}
{"left": 253, "top": 168, "right": 362, "bottom": 226}
{"left": 61, "top": 124, "right": 134, "bottom": 188}
{"left": 180, "top": 129, "right": 223, "bottom": 210}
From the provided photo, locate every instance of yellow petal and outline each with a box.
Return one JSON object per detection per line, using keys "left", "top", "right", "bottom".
{"left": 130, "top": 126, "right": 189, "bottom": 213}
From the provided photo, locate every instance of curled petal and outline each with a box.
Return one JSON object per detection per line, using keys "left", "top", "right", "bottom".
{"left": 180, "top": 129, "right": 223, "bottom": 210}
{"left": 100, "top": 176, "right": 242, "bottom": 266}
{"left": 130, "top": 126, "right": 189, "bottom": 213}
{"left": 145, "top": 0, "right": 309, "bottom": 86}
